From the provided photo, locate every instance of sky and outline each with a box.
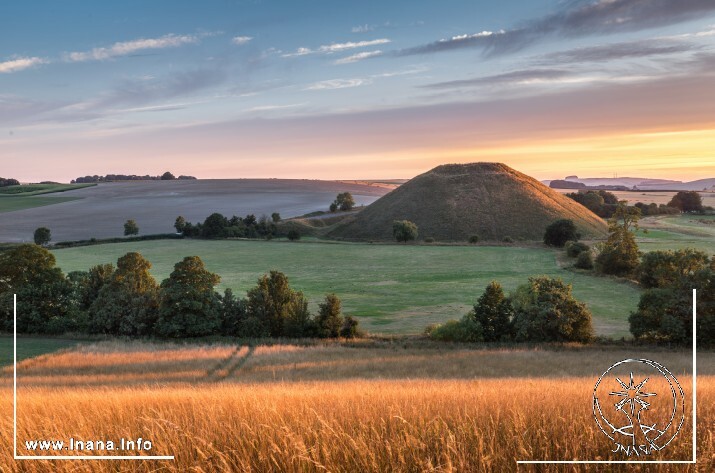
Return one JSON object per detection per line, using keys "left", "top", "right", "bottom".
{"left": 2, "top": 0, "right": 715, "bottom": 182}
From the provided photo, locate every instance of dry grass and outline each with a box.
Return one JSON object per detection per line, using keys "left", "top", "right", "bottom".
{"left": 1, "top": 341, "right": 712, "bottom": 472}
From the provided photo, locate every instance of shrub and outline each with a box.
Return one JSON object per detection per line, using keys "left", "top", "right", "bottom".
{"left": 502, "top": 236, "right": 514, "bottom": 243}
{"left": 424, "top": 237, "right": 435, "bottom": 243}
{"left": 468, "top": 235, "right": 479, "bottom": 244}
{"left": 287, "top": 229, "right": 301, "bottom": 241}
{"left": 340, "top": 315, "right": 362, "bottom": 339}
{"left": 393, "top": 220, "right": 418, "bottom": 243}
{"left": 429, "top": 317, "right": 483, "bottom": 342}
{"left": 511, "top": 276, "right": 593, "bottom": 343}
{"left": 565, "top": 241, "right": 589, "bottom": 258}
{"left": 543, "top": 219, "right": 579, "bottom": 247}
{"left": 574, "top": 251, "right": 594, "bottom": 269}
{"left": 316, "top": 294, "right": 344, "bottom": 338}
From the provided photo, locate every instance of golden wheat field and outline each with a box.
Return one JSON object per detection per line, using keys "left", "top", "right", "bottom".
{"left": 1, "top": 341, "right": 713, "bottom": 472}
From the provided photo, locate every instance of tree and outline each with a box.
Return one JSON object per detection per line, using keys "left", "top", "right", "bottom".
{"left": 161, "top": 171, "right": 176, "bottom": 180}
{"left": 71, "top": 263, "right": 115, "bottom": 311}
{"left": 271, "top": 212, "right": 281, "bottom": 223}
{"left": 393, "top": 220, "right": 418, "bottom": 243}
{"left": 220, "top": 288, "right": 248, "bottom": 336}
{"left": 174, "top": 216, "right": 187, "bottom": 233}
{"left": 0, "top": 244, "right": 77, "bottom": 333}
{"left": 33, "top": 227, "right": 51, "bottom": 246}
{"left": 470, "top": 281, "right": 513, "bottom": 342}
{"left": 155, "top": 256, "right": 222, "bottom": 337}
{"left": 247, "top": 271, "right": 311, "bottom": 337}
{"left": 332, "top": 192, "right": 355, "bottom": 211}
{"left": 287, "top": 229, "right": 301, "bottom": 241}
{"left": 543, "top": 219, "right": 580, "bottom": 247}
{"left": 88, "top": 252, "right": 159, "bottom": 335}
{"left": 580, "top": 192, "right": 605, "bottom": 214}
{"left": 511, "top": 276, "right": 594, "bottom": 343}
{"left": 202, "top": 212, "right": 228, "bottom": 238}
{"left": 595, "top": 202, "right": 641, "bottom": 276}
{"left": 340, "top": 315, "right": 362, "bottom": 339}
{"left": 637, "top": 249, "right": 711, "bottom": 289}
{"left": 668, "top": 191, "right": 703, "bottom": 213}
{"left": 124, "top": 219, "right": 139, "bottom": 236}
{"left": 316, "top": 294, "right": 344, "bottom": 338}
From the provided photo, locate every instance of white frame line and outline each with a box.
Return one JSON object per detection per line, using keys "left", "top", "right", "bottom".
{"left": 517, "top": 289, "right": 698, "bottom": 465}
{"left": 13, "top": 294, "right": 175, "bottom": 461}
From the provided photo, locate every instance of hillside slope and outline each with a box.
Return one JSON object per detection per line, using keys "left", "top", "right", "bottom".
{"left": 330, "top": 162, "right": 608, "bottom": 241}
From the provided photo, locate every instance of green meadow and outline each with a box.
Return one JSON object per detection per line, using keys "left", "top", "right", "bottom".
{"left": 53, "top": 240, "right": 640, "bottom": 337}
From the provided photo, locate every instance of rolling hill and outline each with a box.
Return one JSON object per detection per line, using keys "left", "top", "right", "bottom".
{"left": 329, "top": 162, "right": 608, "bottom": 242}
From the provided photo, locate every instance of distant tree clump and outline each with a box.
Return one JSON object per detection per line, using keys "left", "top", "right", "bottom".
{"left": 637, "top": 249, "right": 711, "bottom": 289}
{"left": 595, "top": 202, "right": 641, "bottom": 277}
{"left": 160, "top": 171, "right": 176, "bottom": 180}
{"left": 271, "top": 212, "right": 281, "bottom": 223}
{"left": 124, "top": 219, "right": 139, "bottom": 236}
{"left": 668, "top": 191, "right": 704, "bottom": 213}
{"left": 155, "top": 256, "right": 222, "bottom": 337}
{"left": 316, "top": 294, "right": 344, "bottom": 338}
{"left": 468, "top": 235, "right": 479, "bottom": 244}
{"left": 181, "top": 212, "right": 276, "bottom": 239}
{"left": 72, "top": 173, "right": 196, "bottom": 183}
{"left": 393, "top": 220, "right": 418, "bottom": 243}
{"left": 469, "top": 281, "right": 513, "bottom": 342}
{"left": 33, "top": 227, "right": 51, "bottom": 246}
{"left": 88, "top": 252, "right": 159, "bottom": 335}
{"left": 543, "top": 219, "right": 580, "bottom": 247}
{"left": 287, "top": 229, "right": 301, "bottom": 241}
{"left": 0, "top": 177, "right": 20, "bottom": 187}
{"left": 511, "top": 276, "right": 593, "bottom": 343}
{"left": 565, "top": 241, "right": 589, "bottom": 258}
{"left": 566, "top": 190, "right": 619, "bottom": 217}
{"left": 246, "top": 271, "right": 313, "bottom": 337}
{"left": 331, "top": 192, "right": 355, "bottom": 211}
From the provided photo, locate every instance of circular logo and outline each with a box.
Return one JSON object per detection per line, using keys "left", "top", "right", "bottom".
{"left": 593, "top": 358, "right": 685, "bottom": 457}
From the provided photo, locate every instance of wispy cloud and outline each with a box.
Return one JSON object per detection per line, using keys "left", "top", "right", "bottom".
{"left": 247, "top": 103, "right": 307, "bottom": 112}
{"left": 65, "top": 33, "right": 201, "bottom": 62}
{"left": 231, "top": 36, "right": 253, "bottom": 45}
{"left": 423, "top": 69, "right": 573, "bottom": 89}
{"left": 283, "top": 39, "right": 391, "bottom": 58}
{"left": 352, "top": 24, "right": 374, "bottom": 33}
{"left": 397, "top": 0, "right": 715, "bottom": 57}
{"left": 0, "top": 56, "right": 47, "bottom": 73}
{"left": 304, "top": 78, "right": 370, "bottom": 90}
{"left": 536, "top": 39, "right": 700, "bottom": 64}
{"left": 334, "top": 50, "right": 383, "bottom": 65}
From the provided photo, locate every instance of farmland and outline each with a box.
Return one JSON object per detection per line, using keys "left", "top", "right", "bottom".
{"left": 638, "top": 214, "right": 715, "bottom": 253}
{"left": 0, "top": 179, "right": 390, "bottom": 243}
{"left": 1, "top": 340, "right": 709, "bottom": 472}
{"left": 52, "top": 240, "right": 640, "bottom": 337}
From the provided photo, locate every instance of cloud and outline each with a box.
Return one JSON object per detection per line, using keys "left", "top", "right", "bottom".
{"left": 334, "top": 50, "right": 383, "bottom": 65}
{"left": 304, "top": 78, "right": 370, "bottom": 90}
{"left": 0, "top": 56, "right": 47, "bottom": 73}
{"left": 352, "top": 24, "right": 374, "bottom": 33}
{"left": 232, "top": 36, "right": 253, "bottom": 45}
{"left": 247, "top": 103, "right": 307, "bottom": 112}
{"left": 283, "top": 39, "right": 391, "bottom": 57}
{"left": 423, "top": 69, "right": 573, "bottom": 89}
{"left": 397, "top": 0, "right": 715, "bottom": 57}
{"left": 536, "top": 38, "right": 700, "bottom": 64}
{"left": 65, "top": 33, "right": 200, "bottom": 62}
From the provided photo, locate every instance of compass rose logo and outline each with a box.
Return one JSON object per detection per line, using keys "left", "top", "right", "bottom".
{"left": 593, "top": 359, "right": 685, "bottom": 456}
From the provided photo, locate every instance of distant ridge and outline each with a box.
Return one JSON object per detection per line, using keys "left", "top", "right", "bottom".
{"left": 329, "top": 162, "right": 608, "bottom": 242}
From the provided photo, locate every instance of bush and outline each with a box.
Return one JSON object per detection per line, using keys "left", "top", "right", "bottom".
{"left": 287, "top": 230, "right": 301, "bottom": 241}
{"left": 424, "top": 237, "right": 435, "bottom": 243}
{"left": 543, "top": 219, "right": 580, "bottom": 247}
{"left": 340, "top": 315, "right": 362, "bottom": 339}
{"left": 511, "top": 276, "right": 593, "bottom": 343}
{"left": 574, "top": 251, "right": 594, "bottom": 269}
{"left": 565, "top": 241, "right": 589, "bottom": 258}
{"left": 502, "top": 236, "right": 514, "bottom": 243}
{"left": 316, "top": 294, "right": 344, "bottom": 338}
{"left": 393, "top": 220, "right": 418, "bottom": 243}
{"left": 429, "top": 317, "right": 483, "bottom": 342}
{"left": 468, "top": 235, "right": 479, "bottom": 244}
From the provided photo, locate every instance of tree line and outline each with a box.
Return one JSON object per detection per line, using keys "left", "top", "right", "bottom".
{"left": 566, "top": 190, "right": 707, "bottom": 218}
{"left": 0, "top": 177, "right": 20, "bottom": 187}
{"left": 71, "top": 172, "right": 197, "bottom": 184}
{"left": 0, "top": 245, "right": 361, "bottom": 339}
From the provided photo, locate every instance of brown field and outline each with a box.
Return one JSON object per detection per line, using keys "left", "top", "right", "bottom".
{"left": 0, "top": 179, "right": 390, "bottom": 243}
{"left": 1, "top": 341, "right": 712, "bottom": 472}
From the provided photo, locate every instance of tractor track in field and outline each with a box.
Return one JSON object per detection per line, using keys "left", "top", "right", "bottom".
{"left": 206, "top": 345, "right": 255, "bottom": 382}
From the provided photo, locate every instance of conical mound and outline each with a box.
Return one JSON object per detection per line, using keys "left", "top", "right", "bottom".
{"left": 329, "top": 162, "right": 607, "bottom": 241}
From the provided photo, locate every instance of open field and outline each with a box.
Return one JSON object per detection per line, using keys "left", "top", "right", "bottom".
{"left": 53, "top": 240, "right": 640, "bottom": 337}
{"left": 0, "top": 335, "right": 87, "bottom": 366}
{"left": 0, "top": 183, "right": 95, "bottom": 196}
{"left": 553, "top": 189, "right": 715, "bottom": 207}
{"left": 1, "top": 341, "right": 710, "bottom": 472}
{"left": 0, "top": 179, "right": 390, "bottom": 243}
{"left": 638, "top": 214, "right": 715, "bottom": 253}
{"left": 0, "top": 196, "right": 82, "bottom": 214}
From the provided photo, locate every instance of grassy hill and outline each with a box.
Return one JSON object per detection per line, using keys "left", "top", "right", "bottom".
{"left": 329, "top": 162, "right": 608, "bottom": 242}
